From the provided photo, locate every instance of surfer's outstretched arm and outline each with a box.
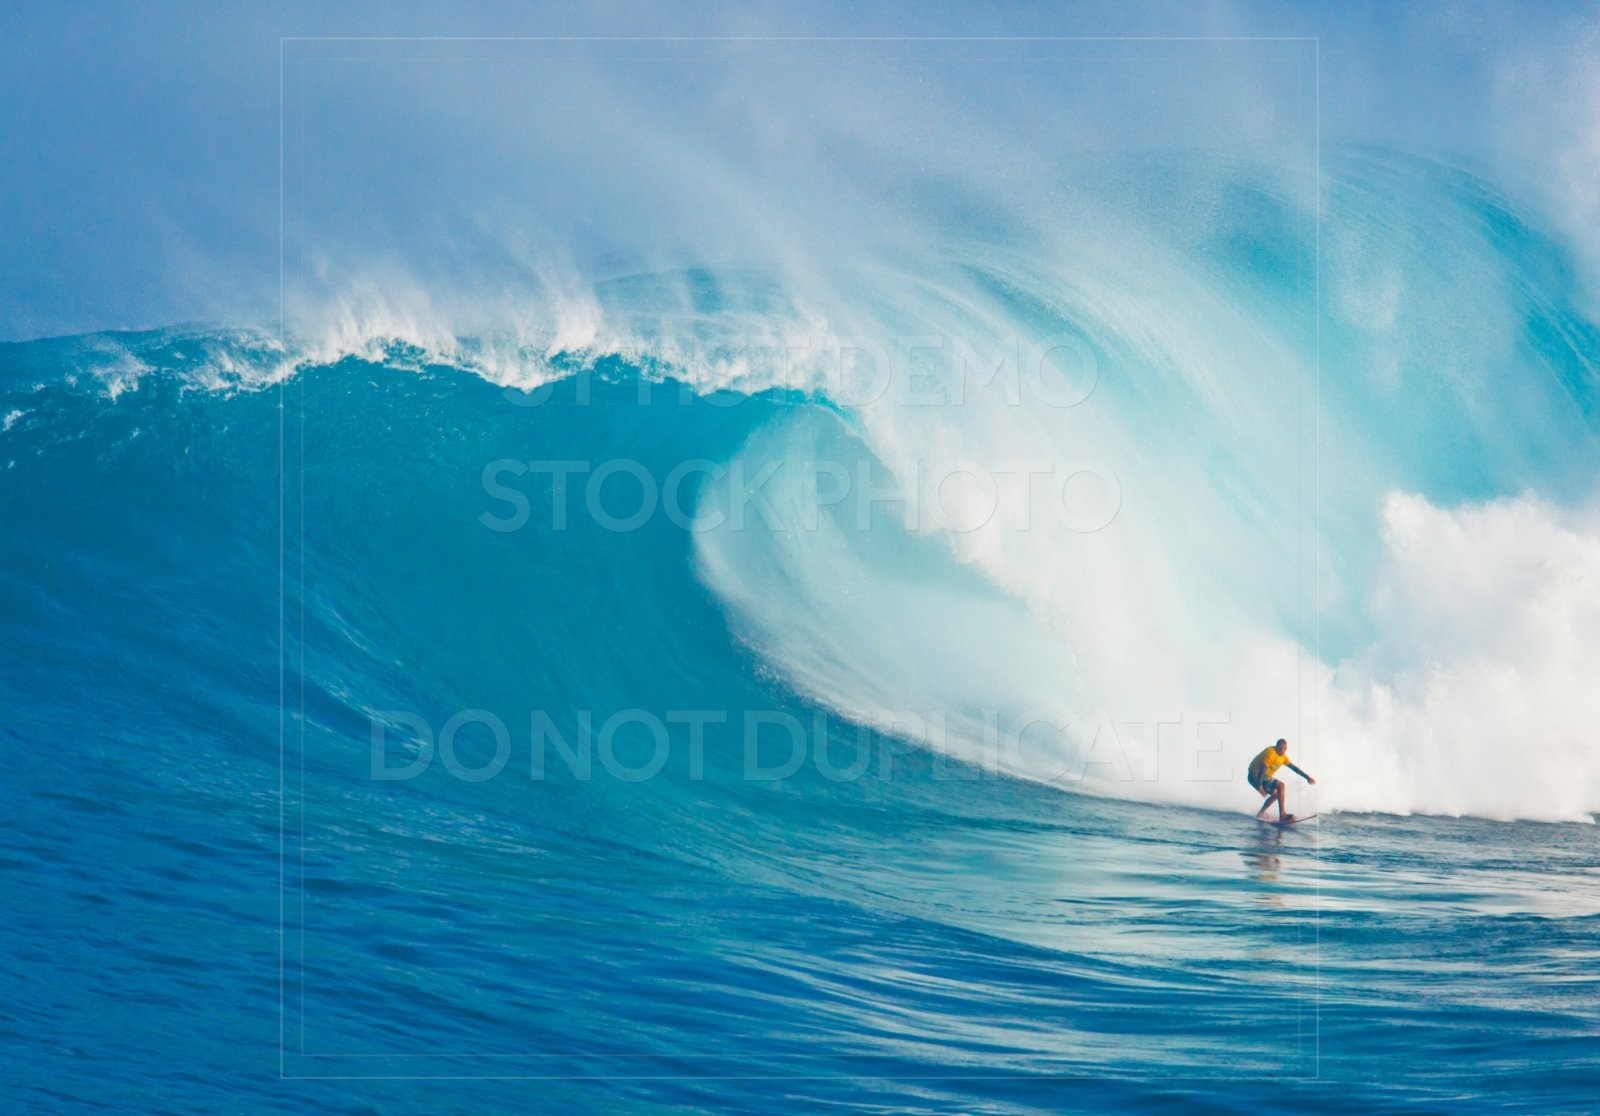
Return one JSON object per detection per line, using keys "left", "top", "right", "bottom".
{"left": 1287, "top": 762, "right": 1316, "bottom": 785}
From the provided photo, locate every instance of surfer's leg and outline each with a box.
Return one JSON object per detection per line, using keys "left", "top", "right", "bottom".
{"left": 1252, "top": 778, "right": 1272, "bottom": 817}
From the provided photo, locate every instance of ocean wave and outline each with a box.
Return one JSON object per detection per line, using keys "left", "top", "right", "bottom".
{"left": 4, "top": 150, "right": 1596, "bottom": 822}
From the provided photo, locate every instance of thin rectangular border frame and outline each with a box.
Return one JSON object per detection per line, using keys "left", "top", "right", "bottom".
{"left": 277, "top": 33, "right": 1322, "bottom": 1084}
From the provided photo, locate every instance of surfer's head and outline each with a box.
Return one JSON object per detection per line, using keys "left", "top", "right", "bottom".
{"left": 1275, "top": 738, "right": 1288, "bottom": 753}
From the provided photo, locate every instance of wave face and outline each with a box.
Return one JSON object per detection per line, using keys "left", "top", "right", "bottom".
{"left": 4, "top": 148, "right": 1600, "bottom": 1111}
{"left": 684, "top": 151, "right": 1600, "bottom": 823}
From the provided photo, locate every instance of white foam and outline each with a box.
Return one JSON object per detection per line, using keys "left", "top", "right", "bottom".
{"left": 1315, "top": 491, "right": 1600, "bottom": 820}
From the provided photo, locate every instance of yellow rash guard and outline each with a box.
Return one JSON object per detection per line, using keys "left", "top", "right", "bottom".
{"left": 1249, "top": 746, "right": 1290, "bottom": 785}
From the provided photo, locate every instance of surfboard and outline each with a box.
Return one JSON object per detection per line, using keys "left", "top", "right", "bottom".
{"left": 1256, "top": 814, "right": 1316, "bottom": 826}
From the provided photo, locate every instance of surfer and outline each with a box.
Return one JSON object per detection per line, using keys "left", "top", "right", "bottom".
{"left": 1247, "top": 738, "right": 1314, "bottom": 821}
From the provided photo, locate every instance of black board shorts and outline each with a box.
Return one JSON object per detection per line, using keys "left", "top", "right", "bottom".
{"left": 1248, "top": 771, "right": 1280, "bottom": 796}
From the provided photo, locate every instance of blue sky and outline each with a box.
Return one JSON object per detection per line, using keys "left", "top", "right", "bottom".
{"left": 2, "top": 1, "right": 1595, "bottom": 341}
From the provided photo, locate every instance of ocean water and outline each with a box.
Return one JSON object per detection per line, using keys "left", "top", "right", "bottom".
{"left": 4, "top": 147, "right": 1599, "bottom": 1113}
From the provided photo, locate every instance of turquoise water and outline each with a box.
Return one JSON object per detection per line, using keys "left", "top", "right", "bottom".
{"left": 11, "top": 4, "right": 1600, "bottom": 1105}
{"left": 3, "top": 332, "right": 1597, "bottom": 1111}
